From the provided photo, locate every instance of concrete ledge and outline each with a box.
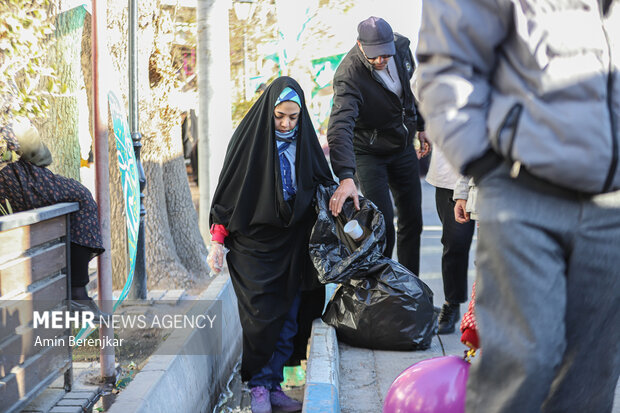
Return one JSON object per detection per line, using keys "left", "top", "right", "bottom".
{"left": 107, "top": 274, "right": 242, "bottom": 413}
{"left": 303, "top": 319, "right": 340, "bottom": 413}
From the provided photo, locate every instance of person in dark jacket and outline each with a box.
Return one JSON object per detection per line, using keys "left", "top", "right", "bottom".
{"left": 326, "top": 16, "right": 430, "bottom": 275}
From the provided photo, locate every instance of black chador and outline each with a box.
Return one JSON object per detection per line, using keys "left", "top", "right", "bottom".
{"left": 210, "top": 77, "right": 334, "bottom": 381}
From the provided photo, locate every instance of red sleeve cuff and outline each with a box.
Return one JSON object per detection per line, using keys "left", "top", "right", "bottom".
{"left": 461, "top": 327, "right": 480, "bottom": 350}
{"left": 210, "top": 224, "right": 229, "bottom": 244}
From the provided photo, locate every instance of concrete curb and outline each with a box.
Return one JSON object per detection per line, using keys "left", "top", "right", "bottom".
{"left": 107, "top": 274, "right": 242, "bottom": 413}
{"left": 302, "top": 319, "right": 340, "bottom": 413}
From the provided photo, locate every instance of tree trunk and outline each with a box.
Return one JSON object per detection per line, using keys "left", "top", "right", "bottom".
{"left": 76, "top": 5, "right": 129, "bottom": 290}
{"left": 36, "top": 4, "right": 87, "bottom": 180}
{"left": 106, "top": 0, "right": 210, "bottom": 290}
{"left": 103, "top": 3, "right": 130, "bottom": 289}
{"left": 163, "top": 124, "right": 209, "bottom": 279}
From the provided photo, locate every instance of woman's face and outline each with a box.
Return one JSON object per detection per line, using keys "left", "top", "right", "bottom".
{"left": 273, "top": 101, "right": 300, "bottom": 133}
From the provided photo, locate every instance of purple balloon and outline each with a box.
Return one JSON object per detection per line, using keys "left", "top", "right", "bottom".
{"left": 383, "top": 355, "right": 469, "bottom": 413}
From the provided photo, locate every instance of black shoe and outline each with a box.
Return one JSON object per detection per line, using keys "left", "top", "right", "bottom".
{"left": 437, "top": 303, "right": 460, "bottom": 335}
{"left": 71, "top": 298, "right": 111, "bottom": 325}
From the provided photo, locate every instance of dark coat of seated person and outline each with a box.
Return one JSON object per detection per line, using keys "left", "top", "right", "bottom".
{"left": 0, "top": 120, "right": 106, "bottom": 317}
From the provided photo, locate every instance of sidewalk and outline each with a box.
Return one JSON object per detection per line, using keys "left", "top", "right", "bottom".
{"left": 338, "top": 211, "right": 474, "bottom": 412}
{"left": 303, "top": 179, "right": 475, "bottom": 412}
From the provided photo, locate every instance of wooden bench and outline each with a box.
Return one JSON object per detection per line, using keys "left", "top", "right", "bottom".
{"left": 0, "top": 202, "right": 78, "bottom": 413}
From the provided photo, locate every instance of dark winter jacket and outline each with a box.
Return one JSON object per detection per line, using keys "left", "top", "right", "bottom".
{"left": 327, "top": 34, "right": 424, "bottom": 180}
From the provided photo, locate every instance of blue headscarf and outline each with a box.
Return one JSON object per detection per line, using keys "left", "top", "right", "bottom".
{"left": 275, "top": 87, "right": 302, "bottom": 108}
{"left": 274, "top": 87, "right": 301, "bottom": 200}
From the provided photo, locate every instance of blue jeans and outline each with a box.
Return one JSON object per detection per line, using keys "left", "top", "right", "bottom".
{"left": 248, "top": 294, "right": 301, "bottom": 390}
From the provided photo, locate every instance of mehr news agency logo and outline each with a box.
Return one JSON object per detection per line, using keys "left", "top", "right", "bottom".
{"left": 32, "top": 308, "right": 218, "bottom": 350}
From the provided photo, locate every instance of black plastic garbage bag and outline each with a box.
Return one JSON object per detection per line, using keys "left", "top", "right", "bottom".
{"left": 309, "top": 184, "right": 386, "bottom": 284}
{"left": 322, "top": 258, "right": 437, "bottom": 350}
{"left": 310, "top": 184, "right": 438, "bottom": 350}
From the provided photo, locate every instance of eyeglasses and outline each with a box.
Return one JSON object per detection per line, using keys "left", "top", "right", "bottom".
{"left": 369, "top": 55, "right": 393, "bottom": 60}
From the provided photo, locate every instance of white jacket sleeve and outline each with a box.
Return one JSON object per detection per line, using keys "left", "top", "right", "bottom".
{"left": 453, "top": 176, "right": 471, "bottom": 201}
{"left": 415, "top": 0, "right": 511, "bottom": 174}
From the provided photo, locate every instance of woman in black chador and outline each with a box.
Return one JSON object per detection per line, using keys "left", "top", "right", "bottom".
{"left": 207, "top": 77, "right": 333, "bottom": 413}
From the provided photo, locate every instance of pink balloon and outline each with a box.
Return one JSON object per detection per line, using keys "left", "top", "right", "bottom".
{"left": 383, "top": 355, "right": 469, "bottom": 413}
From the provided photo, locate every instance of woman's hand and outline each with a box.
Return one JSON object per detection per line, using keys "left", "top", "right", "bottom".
{"left": 207, "top": 242, "right": 225, "bottom": 274}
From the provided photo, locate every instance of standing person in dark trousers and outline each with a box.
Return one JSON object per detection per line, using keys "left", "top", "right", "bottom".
{"left": 327, "top": 16, "right": 430, "bottom": 275}
{"left": 417, "top": 0, "right": 620, "bottom": 411}
{"left": 426, "top": 146, "right": 475, "bottom": 334}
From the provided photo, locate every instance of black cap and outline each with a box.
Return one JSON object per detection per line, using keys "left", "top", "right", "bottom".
{"left": 357, "top": 16, "right": 395, "bottom": 58}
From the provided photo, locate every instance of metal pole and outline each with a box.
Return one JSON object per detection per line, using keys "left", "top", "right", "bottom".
{"left": 91, "top": 0, "right": 116, "bottom": 383}
{"left": 127, "top": 0, "right": 147, "bottom": 300}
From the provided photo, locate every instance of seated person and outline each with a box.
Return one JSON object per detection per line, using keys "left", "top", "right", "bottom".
{"left": 1, "top": 119, "right": 105, "bottom": 317}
